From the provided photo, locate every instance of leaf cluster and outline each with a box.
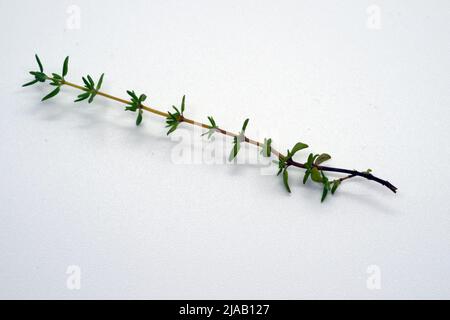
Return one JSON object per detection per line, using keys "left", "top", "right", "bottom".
{"left": 275, "top": 142, "right": 309, "bottom": 193}
{"left": 202, "top": 116, "right": 219, "bottom": 140}
{"left": 302, "top": 152, "right": 341, "bottom": 201}
{"left": 228, "top": 118, "right": 249, "bottom": 161}
{"left": 166, "top": 95, "right": 186, "bottom": 135}
{"left": 23, "top": 54, "right": 47, "bottom": 88}
{"left": 24, "top": 55, "right": 70, "bottom": 101}
{"left": 124, "top": 90, "right": 147, "bottom": 126}
{"left": 75, "top": 73, "right": 104, "bottom": 104}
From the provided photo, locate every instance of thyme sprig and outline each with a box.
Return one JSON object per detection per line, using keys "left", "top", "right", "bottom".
{"left": 23, "top": 54, "right": 398, "bottom": 202}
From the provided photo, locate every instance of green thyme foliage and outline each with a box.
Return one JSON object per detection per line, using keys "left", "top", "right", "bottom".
{"left": 276, "top": 142, "right": 309, "bottom": 177}
{"left": 302, "top": 152, "right": 341, "bottom": 201}
{"left": 273, "top": 144, "right": 339, "bottom": 201}
{"left": 229, "top": 118, "right": 249, "bottom": 161}
{"left": 283, "top": 168, "right": 291, "bottom": 193}
{"left": 261, "top": 138, "right": 272, "bottom": 157}
{"left": 303, "top": 153, "right": 331, "bottom": 184}
{"left": 303, "top": 153, "right": 318, "bottom": 184}
{"left": 43, "top": 56, "right": 71, "bottom": 101}
{"left": 124, "top": 90, "right": 147, "bottom": 126}
{"left": 311, "top": 167, "right": 322, "bottom": 182}
{"left": 275, "top": 142, "right": 309, "bottom": 193}
{"left": 320, "top": 171, "right": 331, "bottom": 202}
{"left": 315, "top": 153, "right": 331, "bottom": 165}
{"left": 166, "top": 95, "right": 186, "bottom": 135}
{"left": 275, "top": 158, "right": 290, "bottom": 193}
{"left": 331, "top": 180, "right": 340, "bottom": 195}
{"left": 23, "top": 54, "right": 47, "bottom": 87}
{"left": 202, "top": 116, "right": 219, "bottom": 139}
{"left": 75, "top": 73, "right": 104, "bottom": 103}
{"left": 62, "top": 56, "right": 69, "bottom": 78}
{"left": 24, "top": 55, "right": 70, "bottom": 101}
{"left": 275, "top": 147, "right": 292, "bottom": 193}
{"left": 41, "top": 87, "right": 61, "bottom": 101}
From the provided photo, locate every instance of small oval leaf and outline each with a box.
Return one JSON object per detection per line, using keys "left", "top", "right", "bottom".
{"left": 136, "top": 110, "right": 143, "bottom": 126}
{"left": 283, "top": 169, "right": 291, "bottom": 193}
{"left": 290, "top": 142, "right": 309, "bottom": 157}
{"left": 62, "top": 56, "right": 69, "bottom": 77}
{"left": 315, "top": 153, "right": 331, "bottom": 165}
{"left": 331, "top": 180, "right": 340, "bottom": 194}
{"left": 321, "top": 185, "right": 329, "bottom": 202}
{"left": 311, "top": 167, "right": 322, "bottom": 182}
{"left": 41, "top": 87, "right": 60, "bottom": 101}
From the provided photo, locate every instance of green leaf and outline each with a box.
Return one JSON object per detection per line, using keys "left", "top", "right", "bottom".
{"left": 201, "top": 116, "right": 218, "bottom": 139}
{"left": 139, "top": 94, "right": 147, "bottom": 102}
{"left": 306, "top": 153, "right": 314, "bottom": 166}
{"left": 136, "top": 110, "right": 143, "bottom": 126}
{"left": 261, "top": 138, "right": 272, "bottom": 157}
{"left": 41, "top": 87, "right": 60, "bottom": 101}
{"left": 321, "top": 185, "right": 329, "bottom": 202}
{"left": 30, "top": 71, "right": 47, "bottom": 82}
{"left": 22, "top": 79, "right": 38, "bottom": 87}
{"left": 96, "top": 73, "right": 104, "bottom": 91}
{"left": 277, "top": 167, "right": 283, "bottom": 176}
{"left": 207, "top": 116, "right": 216, "bottom": 128}
{"left": 303, "top": 169, "right": 311, "bottom": 184}
{"left": 166, "top": 124, "right": 178, "bottom": 135}
{"left": 87, "top": 75, "right": 94, "bottom": 88}
{"left": 88, "top": 92, "right": 97, "bottom": 103}
{"left": 321, "top": 171, "right": 329, "bottom": 184}
{"left": 35, "top": 54, "right": 43, "bottom": 72}
{"left": 125, "top": 106, "right": 137, "bottom": 112}
{"left": 331, "top": 180, "right": 340, "bottom": 194}
{"left": 228, "top": 139, "right": 241, "bottom": 161}
{"left": 315, "top": 153, "right": 331, "bottom": 165}
{"left": 241, "top": 118, "right": 249, "bottom": 132}
{"left": 127, "top": 90, "right": 138, "bottom": 101}
{"left": 52, "top": 73, "right": 62, "bottom": 80}
{"left": 82, "top": 77, "right": 90, "bottom": 88}
{"left": 181, "top": 95, "right": 185, "bottom": 114}
{"left": 283, "top": 169, "right": 291, "bottom": 193}
{"left": 171, "top": 106, "right": 180, "bottom": 115}
{"left": 311, "top": 167, "right": 322, "bottom": 182}
{"left": 62, "top": 56, "right": 69, "bottom": 77}
{"left": 290, "top": 142, "right": 309, "bottom": 157}
{"left": 74, "top": 92, "right": 90, "bottom": 102}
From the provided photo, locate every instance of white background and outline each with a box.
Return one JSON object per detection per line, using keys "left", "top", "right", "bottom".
{"left": 1, "top": 0, "right": 449, "bottom": 299}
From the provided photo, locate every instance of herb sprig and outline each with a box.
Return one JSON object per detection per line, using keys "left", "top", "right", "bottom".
{"left": 23, "top": 54, "right": 398, "bottom": 202}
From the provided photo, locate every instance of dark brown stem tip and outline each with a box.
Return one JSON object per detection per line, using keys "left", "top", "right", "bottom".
{"left": 365, "top": 173, "right": 397, "bottom": 193}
